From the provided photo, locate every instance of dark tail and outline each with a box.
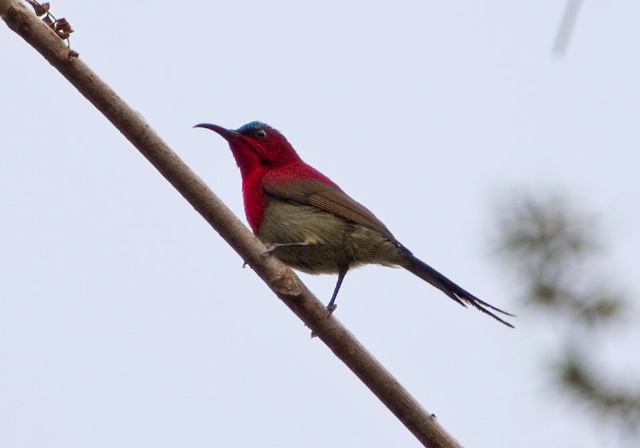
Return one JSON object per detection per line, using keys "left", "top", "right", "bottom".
{"left": 402, "top": 253, "right": 515, "bottom": 328}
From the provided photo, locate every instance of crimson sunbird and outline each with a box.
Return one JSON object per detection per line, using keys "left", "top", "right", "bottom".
{"left": 195, "top": 121, "right": 514, "bottom": 327}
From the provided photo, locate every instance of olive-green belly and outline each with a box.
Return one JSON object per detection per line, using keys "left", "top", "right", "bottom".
{"left": 257, "top": 199, "right": 406, "bottom": 274}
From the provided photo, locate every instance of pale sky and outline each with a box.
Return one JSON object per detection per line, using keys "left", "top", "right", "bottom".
{"left": 2, "top": 1, "right": 639, "bottom": 447}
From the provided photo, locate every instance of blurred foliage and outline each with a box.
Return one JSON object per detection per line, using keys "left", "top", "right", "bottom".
{"left": 492, "top": 190, "right": 640, "bottom": 435}
{"left": 559, "top": 349, "right": 640, "bottom": 429}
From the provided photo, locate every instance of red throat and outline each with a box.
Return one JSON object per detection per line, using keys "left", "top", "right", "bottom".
{"left": 243, "top": 161, "right": 339, "bottom": 233}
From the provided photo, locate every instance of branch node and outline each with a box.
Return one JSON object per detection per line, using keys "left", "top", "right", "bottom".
{"left": 59, "top": 47, "right": 78, "bottom": 60}
{"left": 269, "top": 271, "right": 302, "bottom": 297}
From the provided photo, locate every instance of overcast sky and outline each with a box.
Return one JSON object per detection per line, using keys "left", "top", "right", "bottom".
{"left": 2, "top": 1, "right": 639, "bottom": 447}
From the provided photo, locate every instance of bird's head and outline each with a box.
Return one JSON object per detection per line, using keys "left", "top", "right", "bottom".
{"left": 195, "top": 121, "right": 301, "bottom": 177}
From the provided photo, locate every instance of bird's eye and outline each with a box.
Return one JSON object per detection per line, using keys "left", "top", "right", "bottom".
{"left": 255, "top": 129, "right": 267, "bottom": 138}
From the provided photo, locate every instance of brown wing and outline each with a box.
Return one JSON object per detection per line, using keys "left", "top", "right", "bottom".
{"left": 262, "top": 178, "right": 398, "bottom": 242}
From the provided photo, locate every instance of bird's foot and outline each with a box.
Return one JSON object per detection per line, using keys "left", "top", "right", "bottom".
{"left": 261, "top": 244, "right": 276, "bottom": 257}
{"left": 307, "top": 304, "right": 337, "bottom": 338}
{"left": 262, "top": 241, "right": 312, "bottom": 257}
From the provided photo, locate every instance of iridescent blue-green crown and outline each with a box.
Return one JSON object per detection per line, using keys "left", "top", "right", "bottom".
{"left": 237, "top": 121, "right": 267, "bottom": 134}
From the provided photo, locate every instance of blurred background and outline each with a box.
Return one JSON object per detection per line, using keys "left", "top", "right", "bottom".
{"left": 1, "top": 1, "right": 639, "bottom": 446}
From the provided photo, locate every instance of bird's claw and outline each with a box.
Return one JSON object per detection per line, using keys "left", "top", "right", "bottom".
{"left": 261, "top": 244, "right": 276, "bottom": 257}
{"left": 326, "top": 303, "right": 337, "bottom": 317}
{"left": 262, "top": 241, "right": 312, "bottom": 257}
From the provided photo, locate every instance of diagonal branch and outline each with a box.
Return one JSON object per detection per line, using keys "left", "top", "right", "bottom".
{"left": 553, "top": 0, "right": 584, "bottom": 56}
{"left": 1, "top": 1, "right": 462, "bottom": 446}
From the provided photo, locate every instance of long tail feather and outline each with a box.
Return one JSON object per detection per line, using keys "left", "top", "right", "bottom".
{"left": 402, "top": 253, "right": 515, "bottom": 328}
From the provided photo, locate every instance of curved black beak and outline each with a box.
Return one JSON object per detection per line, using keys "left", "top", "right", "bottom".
{"left": 194, "top": 123, "right": 240, "bottom": 142}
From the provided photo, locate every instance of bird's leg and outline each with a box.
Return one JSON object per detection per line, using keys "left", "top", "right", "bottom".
{"left": 326, "top": 266, "right": 348, "bottom": 316}
{"left": 262, "top": 241, "right": 312, "bottom": 256}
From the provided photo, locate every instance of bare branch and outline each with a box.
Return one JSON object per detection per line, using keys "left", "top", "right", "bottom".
{"left": 1, "top": 1, "right": 463, "bottom": 446}
{"left": 553, "top": 0, "right": 584, "bottom": 56}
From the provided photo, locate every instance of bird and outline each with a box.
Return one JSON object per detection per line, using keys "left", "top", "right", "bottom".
{"left": 195, "top": 121, "right": 514, "bottom": 327}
